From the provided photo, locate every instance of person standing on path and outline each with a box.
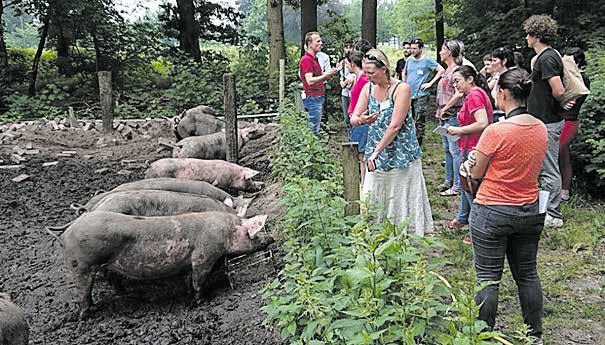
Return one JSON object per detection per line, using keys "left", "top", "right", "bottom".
{"left": 435, "top": 40, "right": 465, "bottom": 197}
{"left": 298, "top": 31, "right": 341, "bottom": 136}
{"left": 523, "top": 15, "right": 571, "bottom": 228}
{"left": 402, "top": 38, "right": 445, "bottom": 146}
{"left": 466, "top": 68, "right": 547, "bottom": 344}
{"left": 350, "top": 49, "right": 433, "bottom": 235}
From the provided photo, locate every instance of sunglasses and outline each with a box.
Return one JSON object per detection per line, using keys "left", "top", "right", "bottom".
{"left": 365, "top": 53, "right": 385, "bottom": 67}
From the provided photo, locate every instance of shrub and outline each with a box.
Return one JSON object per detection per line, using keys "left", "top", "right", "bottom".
{"left": 572, "top": 45, "right": 605, "bottom": 192}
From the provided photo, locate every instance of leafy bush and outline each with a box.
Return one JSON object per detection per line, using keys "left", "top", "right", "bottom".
{"left": 572, "top": 45, "right": 605, "bottom": 192}
{"left": 263, "top": 105, "right": 512, "bottom": 344}
{"left": 4, "top": 94, "right": 63, "bottom": 123}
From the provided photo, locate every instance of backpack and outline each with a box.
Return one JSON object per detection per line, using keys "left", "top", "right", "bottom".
{"left": 557, "top": 51, "right": 590, "bottom": 105}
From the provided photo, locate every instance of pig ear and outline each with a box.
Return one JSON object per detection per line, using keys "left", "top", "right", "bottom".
{"left": 243, "top": 215, "right": 268, "bottom": 238}
{"left": 243, "top": 168, "right": 260, "bottom": 180}
{"left": 223, "top": 197, "right": 234, "bottom": 209}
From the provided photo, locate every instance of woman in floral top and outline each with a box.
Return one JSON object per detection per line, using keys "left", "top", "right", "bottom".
{"left": 350, "top": 49, "right": 433, "bottom": 236}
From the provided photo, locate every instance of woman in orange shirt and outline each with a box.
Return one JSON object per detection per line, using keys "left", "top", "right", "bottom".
{"left": 465, "top": 68, "right": 547, "bottom": 343}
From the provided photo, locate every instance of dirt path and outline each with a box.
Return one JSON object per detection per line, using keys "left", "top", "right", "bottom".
{"left": 0, "top": 122, "right": 284, "bottom": 344}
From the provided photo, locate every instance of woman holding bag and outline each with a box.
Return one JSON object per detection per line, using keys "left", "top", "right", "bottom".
{"left": 350, "top": 49, "right": 433, "bottom": 236}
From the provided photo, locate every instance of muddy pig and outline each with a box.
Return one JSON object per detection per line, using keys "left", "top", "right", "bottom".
{"left": 145, "top": 158, "right": 263, "bottom": 192}
{"left": 91, "top": 190, "right": 250, "bottom": 217}
{"left": 73, "top": 178, "right": 236, "bottom": 213}
{"left": 174, "top": 105, "right": 224, "bottom": 140}
{"left": 61, "top": 211, "right": 273, "bottom": 318}
{"left": 172, "top": 126, "right": 266, "bottom": 160}
{"left": 0, "top": 293, "right": 29, "bottom": 345}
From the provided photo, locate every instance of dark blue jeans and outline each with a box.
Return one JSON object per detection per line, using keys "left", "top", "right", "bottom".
{"left": 456, "top": 150, "right": 473, "bottom": 224}
{"left": 303, "top": 96, "right": 324, "bottom": 136}
{"left": 470, "top": 202, "right": 545, "bottom": 338}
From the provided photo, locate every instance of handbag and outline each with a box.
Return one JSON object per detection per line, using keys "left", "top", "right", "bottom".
{"left": 459, "top": 152, "right": 481, "bottom": 196}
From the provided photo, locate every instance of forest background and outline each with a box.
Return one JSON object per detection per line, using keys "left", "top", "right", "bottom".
{"left": 0, "top": 0, "right": 604, "bottom": 190}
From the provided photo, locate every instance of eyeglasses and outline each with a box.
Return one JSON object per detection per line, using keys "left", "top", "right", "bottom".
{"left": 452, "top": 78, "right": 462, "bottom": 85}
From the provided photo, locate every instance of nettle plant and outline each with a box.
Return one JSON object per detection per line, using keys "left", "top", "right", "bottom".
{"left": 263, "top": 106, "right": 514, "bottom": 344}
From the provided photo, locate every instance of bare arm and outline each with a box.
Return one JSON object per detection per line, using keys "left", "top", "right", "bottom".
{"left": 349, "top": 84, "right": 372, "bottom": 127}
{"left": 421, "top": 64, "right": 445, "bottom": 90}
{"left": 305, "top": 68, "right": 338, "bottom": 85}
{"left": 438, "top": 91, "right": 463, "bottom": 118}
{"left": 470, "top": 150, "right": 491, "bottom": 179}
{"left": 448, "top": 109, "right": 489, "bottom": 135}
{"left": 548, "top": 76, "right": 565, "bottom": 100}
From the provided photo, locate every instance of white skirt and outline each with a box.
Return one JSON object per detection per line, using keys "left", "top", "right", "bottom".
{"left": 362, "top": 159, "right": 434, "bottom": 236}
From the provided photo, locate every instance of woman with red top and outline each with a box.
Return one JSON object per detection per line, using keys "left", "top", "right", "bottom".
{"left": 346, "top": 50, "right": 370, "bottom": 184}
{"left": 465, "top": 68, "right": 547, "bottom": 344}
{"left": 446, "top": 66, "right": 494, "bottom": 237}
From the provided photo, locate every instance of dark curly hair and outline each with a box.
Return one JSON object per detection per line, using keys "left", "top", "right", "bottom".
{"left": 523, "top": 15, "right": 558, "bottom": 44}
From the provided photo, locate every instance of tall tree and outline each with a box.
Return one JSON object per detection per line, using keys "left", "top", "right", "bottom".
{"left": 435, "top": 0, "right": 444, "bottom": 63}
{"left": 361, "top": 0, "right": 376, "bottom": 47}
{"left": 176, "top": 0, "right": 201, "bottom": 61}
{"left": 267, "top": 0, "right": 285, "bottom": 93}
{"left": 300, "top": 0, "right": 317, "bottom": 55}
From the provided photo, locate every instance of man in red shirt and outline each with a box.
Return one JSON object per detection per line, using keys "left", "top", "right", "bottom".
{"left": 299, "top": 31, "right": 341, "bottom": 135}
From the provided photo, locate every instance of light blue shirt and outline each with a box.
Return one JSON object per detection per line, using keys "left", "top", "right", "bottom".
{"left": 404, "top": 55, "right": 439, "bottom": 99}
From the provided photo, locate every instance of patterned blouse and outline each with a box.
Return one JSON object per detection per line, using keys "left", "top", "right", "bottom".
{"left": 364, "top": 82, "right": 422, "bottom": 172}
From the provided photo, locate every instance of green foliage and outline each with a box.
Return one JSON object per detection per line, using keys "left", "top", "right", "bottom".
{"left": 230, "top": 42, "right": 277, "bottom": 112}
{"left": 572, "top": 45, "right": 605, "bottom": 191}
{"left": 5, "top": 22, "right": 40, "bottom": 49}
{"left": 4, "top": 94, "right": 63, "bottom": 123}
{"left": 263, "top": 105, "right": 509, "bottom": 344}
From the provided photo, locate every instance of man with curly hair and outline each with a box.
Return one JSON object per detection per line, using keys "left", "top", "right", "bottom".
{"left": 523, "top": 14, "right": 565, "bottom": 229}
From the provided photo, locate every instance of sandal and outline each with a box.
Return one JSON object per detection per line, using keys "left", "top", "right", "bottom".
{"left": 438, "top": 181, "right": 452, "bottom": 193}
{"left": 463, "top": 236, "right": 472, "bottom": 245}
{"left": 447, "top": 219, "right": 468, "bottom": 229}
{"left": 440, "top": 187, "right": 460, "bottom": 196}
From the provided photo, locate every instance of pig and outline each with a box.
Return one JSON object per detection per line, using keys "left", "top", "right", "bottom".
{"left": 90, "top": 190, "right": 250, "bottom": 217}
{"left": 0, "top": 293, "right": 29, "bottom": 345}
{"left": 72, "top": 178, "right": 236, "bottom": 213}
{"left": 145, "top": 158, "right": 263, "bottom": 192}
{"left": 172, "top": 126, "right": 266, "bottom": 160}
{"left": 60, "top": 211, "right": 273, "bottom": 318}
{"left": 173, "top": 105, "right": 224, "bottom": 140}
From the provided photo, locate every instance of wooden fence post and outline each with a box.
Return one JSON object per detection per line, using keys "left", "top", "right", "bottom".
{"left": 223, "top": 73, "right": 238, "bottom": 163}
{"left": 341, "top": 142, "right": 361, "bottom": 216}
{"left": 279, "top": 58, "right": 285, "bottom": 105}
{"left": 98, "top": 71, "right": 113, "bottom": 132}
{"left": 294, "top": 91, "right": 304, "bottom": 112}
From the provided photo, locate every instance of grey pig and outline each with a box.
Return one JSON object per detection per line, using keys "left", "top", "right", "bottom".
{"left": 0, "top": 293, "right": 29, "bottom": 345}
{"left": 145, "top": 158, "right": 263, "bottom": 192}
{"left": 172, "top": 126, "right": 266, "bottom": 160}
{"left": 173, "top": 105, "right": 223, "bottom": 140}
{"left": 61, "top": 211, "right": 273, "bottom": 319}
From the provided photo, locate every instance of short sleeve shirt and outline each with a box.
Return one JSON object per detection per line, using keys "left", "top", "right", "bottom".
{"left": 436, "top": 64, "right": 462, "bottom": 110}
{"left": 475, "top": 121, "right": 548, "bottom": 205}
{"left": 528, "top": 48, "right": 564, "bottom": 123}
{"left": 457, "top": 87, "right": 494, "bottom": 152}
{"left": 299, "top": 52, "right": 325, "bottom": 97}
{"left": 404, "top": 56, "right": 439, "bottom": 99}
{"left": 348, "top": 73, "right": 369, "bottom": 115}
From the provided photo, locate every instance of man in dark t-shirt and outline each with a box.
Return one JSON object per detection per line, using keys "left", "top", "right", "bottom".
{"left": 524, "top": 15, "right": 567, "bottom": 228}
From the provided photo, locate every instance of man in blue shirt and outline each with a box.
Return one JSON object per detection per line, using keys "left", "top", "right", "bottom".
{"left": 402, "top": 38, "right": 445, "bottom": 146}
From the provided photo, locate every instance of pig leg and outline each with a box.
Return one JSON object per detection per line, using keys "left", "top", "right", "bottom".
{"left": 73, "top": 266, "right": 98, "bottom": 319}
{"left": 190, "top": 251, "right": 215, "bottom": 302}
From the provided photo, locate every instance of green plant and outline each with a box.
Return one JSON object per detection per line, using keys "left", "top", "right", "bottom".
{"left": 4, "top": 94, "right": 63, "bottom": 123}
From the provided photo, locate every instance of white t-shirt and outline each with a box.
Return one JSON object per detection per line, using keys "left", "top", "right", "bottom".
{"left": 316, "top": 52, "right": 331, "bottom": 73}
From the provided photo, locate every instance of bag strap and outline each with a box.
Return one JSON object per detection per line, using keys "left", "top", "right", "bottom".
{"left": 390, "top": 81, "right": 402, "bottom": 102}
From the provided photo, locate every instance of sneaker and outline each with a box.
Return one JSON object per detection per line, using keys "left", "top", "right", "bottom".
{"left": 544, "top": 214, "right": 563, "bottom": 228}
{"left": 438, "top": 180, "right": 452, "bottom": 193}
{"left": 440, "top": 187, "right": 461, "bottom": 196}
{"left": 560, "top": 189, "right": 570, "bottom": 202}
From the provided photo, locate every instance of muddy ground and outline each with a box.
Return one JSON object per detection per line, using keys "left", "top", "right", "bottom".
{"left": 0, "top": 120, "right": 284, "bottom": 344}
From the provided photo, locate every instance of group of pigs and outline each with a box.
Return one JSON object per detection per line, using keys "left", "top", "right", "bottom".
{"left": 0, "top": 106, "right": 274, "bottom": 344}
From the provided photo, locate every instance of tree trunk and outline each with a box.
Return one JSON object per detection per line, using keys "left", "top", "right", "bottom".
{"left": 267, "top": 0, "right": 285, "bottom": 94}
{"left": 361, "top": 0, "right": 377, "bottom": 48}
{"left": 176, "top": 0, "right": 201, "bottom": 62}
{"left": 300, "top": 0, "right": 317, "bottom": 56}
{"left": 0, "top": 0, "right": 8, "bottom": 68}
{"left": 435, "top": 0, "right": 444, "bottom": 63}
{"left": 55, "top": 24, "right": 72, "bottom": 75}
{"left": 29, "top": 15, "right": 50, "bottom": 96}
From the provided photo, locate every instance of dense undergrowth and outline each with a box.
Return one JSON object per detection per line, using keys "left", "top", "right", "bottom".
{"left": 262, "top": 105, "right": 535, "bottom": 345}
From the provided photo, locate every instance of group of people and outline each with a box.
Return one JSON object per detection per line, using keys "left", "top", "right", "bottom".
{"left": 298, "top": 14, "right": 590, "bottom": 344}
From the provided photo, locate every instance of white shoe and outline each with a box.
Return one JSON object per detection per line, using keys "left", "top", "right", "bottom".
{"left": 544, "top": 214, "right": 563, "bottom": 228}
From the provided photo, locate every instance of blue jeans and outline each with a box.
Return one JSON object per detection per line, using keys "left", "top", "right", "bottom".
{"left": 470, "top": 202, "right": 545, "bottom": 338}
{"left": 303, "top": 96, "right": 324, "bottom": 136}
{"left": 441, "top": 117, "right": 461, "bottom": 189}
{"left": 456, "top": 150, "right": 474, "bottom": 224}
